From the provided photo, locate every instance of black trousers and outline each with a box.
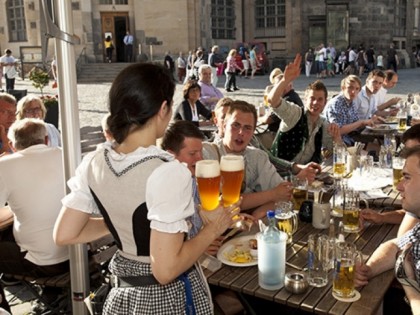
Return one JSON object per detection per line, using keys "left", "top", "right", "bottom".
{"left": 125, "top": 45, "right": 133, "bottom": 62}
{"left": 0, "top": 227, "right": 69, "bottom": 310}
{"left": 4, "top": 74, "right": 15, "bottom": 92}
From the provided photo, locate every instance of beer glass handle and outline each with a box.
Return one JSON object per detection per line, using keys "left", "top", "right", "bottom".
{"left": 291, "top": 211, "right": 299, "bottom": 234}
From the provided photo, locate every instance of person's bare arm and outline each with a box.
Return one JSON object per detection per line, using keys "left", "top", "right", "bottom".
{"left": 53, "top": 207, "right": 110, "bottom": 245}
{"left": 376, "top": 97, "right": 401, "bottom": 111}
{"left": 339, "top": 119, "right": 371, "bottom": 135}
{"left": 240, "top": 182, "right": 293, "bottom": 211}
{"left": 361, "top": 209, "right": 405, "bottom": 225}
{"left": 0, "top": 206, "right": 13, "bottom": 222}
{"left": 398, "top": 213, "right": 420, "bottom": 237}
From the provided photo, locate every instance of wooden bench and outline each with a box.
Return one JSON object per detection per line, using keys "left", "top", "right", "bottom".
{"left": 4, "top": 234, "right": 117, "bottom": 314}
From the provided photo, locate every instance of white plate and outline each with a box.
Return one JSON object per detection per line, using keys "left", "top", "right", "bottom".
{"left": 217, "top": 235, "right": 258, "bottom": 267}
{"left": 365, "top": 124, "right": 396, "bottom": 131}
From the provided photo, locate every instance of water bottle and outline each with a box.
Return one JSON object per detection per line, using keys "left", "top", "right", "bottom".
{"left": 258, "top": 210, "right": 287, "bottom": 290}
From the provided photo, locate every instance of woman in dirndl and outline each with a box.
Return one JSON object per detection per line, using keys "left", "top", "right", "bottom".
{"left": 53, "top": 63, "right": 238, "bottom": 314}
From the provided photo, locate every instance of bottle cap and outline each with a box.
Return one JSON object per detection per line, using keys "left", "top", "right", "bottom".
{"left": 267, "top": 210, "right": 275, "bottom": 219}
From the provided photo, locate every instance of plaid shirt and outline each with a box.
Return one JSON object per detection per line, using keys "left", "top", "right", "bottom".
{"left": 397, "top": 222, "right": 420, "bottom": 286}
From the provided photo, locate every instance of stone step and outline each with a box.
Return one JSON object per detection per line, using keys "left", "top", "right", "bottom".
{"left": 77, "top": 62, "right": 131, "bottom": 83}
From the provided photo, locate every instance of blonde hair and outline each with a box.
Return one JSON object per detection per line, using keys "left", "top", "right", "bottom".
{"left": 269, "top": 68, "right": 283, "bottom": 84}
{"left": 341, "top": 75, "right": 362, "bottom": 89}
{"left": 16, "top": 94, "right": 46, "bottom": 120}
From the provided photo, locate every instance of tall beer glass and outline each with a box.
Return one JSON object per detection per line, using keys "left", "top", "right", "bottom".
{"left": 196, "top": 160, "right": 221, "bottom": 211}
{"left": 393, "top": 157, "right": 404, "bottom": 189}
{"left": 220, "top": 155, "right": 244, "bottom": 206}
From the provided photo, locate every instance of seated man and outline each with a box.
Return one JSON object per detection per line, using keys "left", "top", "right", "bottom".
{"left": 202, "top": 100, "right": 293, "bottom": 219}
{"left": 355, "top": 146, "right": 420, "bottom": 313}
{"left": 353, "top": 69, "right": 396, "bottom": 120}
{"left": 0, "top": 118, "right": 69, "bottom": 312}
{"left": 212, "top": 97, "right": 321, "bottom": 183}
{"left": 0, "top": 93, "right": 17, "bottom": 155}
{"left": 361, "top": 124, "right": 420, "bottom": 235}
{"left": 267, "top": 54, "right": 342, "bottom": 165}
{"left": 324, "top": 75, "right": 379, "bottom": 145}
{"left": 198, "top": 64, "right": 224, "bottom": 111}
{"left": 374, "top": 70, "right": 401, "bottom": 111}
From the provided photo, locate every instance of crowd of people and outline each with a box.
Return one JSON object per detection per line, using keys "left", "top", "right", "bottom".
{"left": 1, "top": 41, "right": 420, "bottom": 314}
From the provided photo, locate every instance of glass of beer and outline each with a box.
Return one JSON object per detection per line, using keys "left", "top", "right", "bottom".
{"left": 393, "top": 156, "right": 404, "bottom": 189}
{"left": 333, "top": 242, "right": 363, "bottom": 299}
{"left": 397, "top": 114, "right": 408, "bottom": 132}
{"left": 292, "top": 177, "right": 308, "bottom": 211}
{"left": 333, "top": 143, "right": 347, "bottom": 178}
{"left": 195, "top": 160, "right": 221, "bottom": 211}
{"left": 342, "top": 190, "right": 368, "bottom": 233}
{"left": 275, "top": 201, "right": 298, "bottom": 244}
{"left": 220, "top": 155, "right": 244, "bottom": 206}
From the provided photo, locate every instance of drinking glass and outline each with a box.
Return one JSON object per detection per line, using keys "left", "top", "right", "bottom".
{"left": 275, "top": 201, "right": 298, "bottom": 244}
{"left": 195, "top": 160, "right": 221, "bottom": 211}
{"left": 291, "top": 177, "right": 308, "bottom": 211}
{"left": 333, "top": 143, "right": 347, "bottom": 178}
{"left": 342, "top": 190, "right": 368, "bottom": 233}
{"left": 393, "top": 157, "right": 405, "bottom": 190}
{"left": 308, "top": 234, "right": 331, "bottom": 287}
{"left": 333, "top": 242, "right": 363, "bottom": 299}
{"left": 220, "top": 155, "right": 244, "bottom": 206}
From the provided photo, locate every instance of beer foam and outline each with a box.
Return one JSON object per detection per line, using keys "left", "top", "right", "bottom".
{"left": 196, "top": 160, "right": 220, "bottom": 178}
{"left": 220, "top": 155, "right": 244, "bottom": 172}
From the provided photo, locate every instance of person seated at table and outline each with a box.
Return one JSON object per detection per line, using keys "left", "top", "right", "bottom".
{"left": 266, "top": 54, "right": 342, "bottom": 165}
{"left": 0, "top": 118, "right": 69, "bottom": 313}
{"left": 202, "top": 100, "right": 294, "bottom": 219}
{"left": 353, "top": 69, "right": 397, "bottom": 120}
{"left": 197, "top": 64, "right": 224, "bottom": 111}
{"left": 211, "top": 97, "right": 321, "bottom": 184}
{"left": 355, "top": 146, "right": 420, "bottom": 314}
{"left": 173, "top": 80, "right": 212, "bottom": 126}
{"left": 361, "top": 124, "right": 420, "bottom": 233}
{"left": 263, "top": 68, "right": 304, "bottom": 133}
{"left": 374, "top": 70, "right": 401, "bottom": 111}
{"left": 324, "top": 75, "right": 380, "bottom": 145}
{"left": 53, "top": 63, "right": 238, "bottom": 314}
{"left": 0, "top": 92, "right": 16, "bottom": 155}
{"left": 16, "top": 94, "right": 61, "bottom": 147}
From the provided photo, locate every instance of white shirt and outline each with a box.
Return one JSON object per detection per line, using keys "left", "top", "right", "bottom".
{"left": 373, "top": 86, "right": 388, "bottom": 107}
{"left": 0, "top": 145, "right": 68, "bottom": 265}
{"left": 0, "top": 54, "right": 17, "bottom": 78}
{"left": 354, "top": 86, "right": 377, "bottom": 119}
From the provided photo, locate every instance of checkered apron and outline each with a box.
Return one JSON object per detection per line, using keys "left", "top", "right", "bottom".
{"left": 103, "top": 252, "right": 212, "bottom": 314}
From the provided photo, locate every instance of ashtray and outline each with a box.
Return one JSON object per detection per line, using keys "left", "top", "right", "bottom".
{"left": 284, "top": 272, "right": 309, "bottom": 294}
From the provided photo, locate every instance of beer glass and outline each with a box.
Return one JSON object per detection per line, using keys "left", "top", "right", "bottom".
{"left": 393, "top": 156, "right": 404, "bottom": 190}
{"left": 292, "top": 177, "right": 308, "bottom": 211}
{"left": 312, "top": 202, "right": 331, "bottom": 229}
{"left": 195, "top": 160, "right": 221, "bottom": 211}
{"left": 342, "top": 190, "right": 368, "bottom": 233}
{"left": 308, "top": 234, "right": 332, "bottom": 287}
{"left": 397, "top": 110, "right": 408, "bottom": 132}
{"left": 333, "top": 143, "right": 347, "bottom": 178}
{"left": 220, "top": 155, "right": 244, "bottom": 206}
{"left": 333, "top": 242, "right": 362, "bottom": 299}
{"left": 275, "top": 201, "right": 298, "bottom": 244}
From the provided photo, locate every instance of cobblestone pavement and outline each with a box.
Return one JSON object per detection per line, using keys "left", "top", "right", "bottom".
{"left": 12, "top": 66, "right": 420, "bottom": 130}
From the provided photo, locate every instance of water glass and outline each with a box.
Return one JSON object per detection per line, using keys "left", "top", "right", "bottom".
{"left": 307, "top": 234, "right": 332, "bottom": 287}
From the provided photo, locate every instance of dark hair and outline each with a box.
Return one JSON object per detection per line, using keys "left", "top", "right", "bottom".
{"left": 108, "top": 63, "right": 175, "bottom": 143}
{"left": 161, "top": 120, "right": 204, "bottom": 154}
{"left": 183, "top": 80, "right": 201, "bottom": 100}
{"left": 367, "top": 69, "right": 385, "bottom": 80}
{"left": 400, "top": 145, "right": 420, "bottom": 167}
{"left": 402, "top": 124, "right": 420, "bottom": 144}
{"left": 305, "top": 80, "right": 328, "bottom": 100}
{"left": 384, "top": 70, "right": 397, "bottom": 81}
{"left": 226, "top": 100, "right": 258, "bottom": 128}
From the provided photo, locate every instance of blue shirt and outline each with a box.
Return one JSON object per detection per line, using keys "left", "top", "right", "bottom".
{"left": 123, "top": 35, "right": 133, "bottom": 45}
{"left": 325, "top": 93, "right": 359, "bottom": 145}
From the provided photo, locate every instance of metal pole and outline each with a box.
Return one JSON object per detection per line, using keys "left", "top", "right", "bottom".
{"left": 51, "top": 0, "right": 89, "bottom": 314}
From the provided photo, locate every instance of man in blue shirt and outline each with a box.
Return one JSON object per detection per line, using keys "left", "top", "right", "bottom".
{"left": 123, "top": 31, "right": 134, "bottom": 62}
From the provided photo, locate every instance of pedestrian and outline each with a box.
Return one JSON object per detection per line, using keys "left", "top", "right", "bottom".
{"left": 123, "top": 31, "right": 134, "bottom": 62}
{"left": 177, "top": 51, "right": 186, "bottom": 82}
{"left": 104, "top": 35, "right": 114, "bottom": 63}
{"left": 0, "top": 49, "right": 18, "bottom": 92}
{"left": 386, "top": 43, "right": 399, "bottom": 72}
{"left": 304, "top": 48, "right": 314, "bottom": 77}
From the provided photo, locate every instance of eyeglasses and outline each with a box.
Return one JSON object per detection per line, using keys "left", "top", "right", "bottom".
{"left": 0, "top": 108, "right": 16, "bottom": 116}
{"left": 24, "top": 107, "right": 42, "bottom": 114}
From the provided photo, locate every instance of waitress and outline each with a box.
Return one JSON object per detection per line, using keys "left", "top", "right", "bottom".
{"left": 174, "top": 80, "right": 212, "bottom": 126}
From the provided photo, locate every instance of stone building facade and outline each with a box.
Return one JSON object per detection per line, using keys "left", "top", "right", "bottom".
{"left": 0, "top": 0, "right": 419, "bottom": 72}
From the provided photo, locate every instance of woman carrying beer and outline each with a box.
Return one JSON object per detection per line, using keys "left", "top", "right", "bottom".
{"left": 53, "top": 63, "right": 238, "bottom": 314}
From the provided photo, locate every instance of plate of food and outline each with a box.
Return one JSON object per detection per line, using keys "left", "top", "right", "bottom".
{"left": 365, "top": 124, "right": 395, "bottom": 131}
{"left": 217, "top": 235, "right": 258, "bottom": 267}
{"left": 383, "top": 116, "right": 398, "bottom": 124}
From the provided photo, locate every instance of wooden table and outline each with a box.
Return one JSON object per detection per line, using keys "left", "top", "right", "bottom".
{"left": 205, "top": 217, "right": 398, "bottom": 315}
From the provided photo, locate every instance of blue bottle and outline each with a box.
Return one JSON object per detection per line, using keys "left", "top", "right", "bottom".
{"left": 258, "top": 210, "right": 288, "bottom": 290}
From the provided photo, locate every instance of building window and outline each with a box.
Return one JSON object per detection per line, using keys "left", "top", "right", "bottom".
{"left": 394, "top": 0, "right": 407, "bottom": 37}
{"left": 255, "top": 0, "right": 285, "bottom": 37}
{"left": 99, "top": 0, "right": 128, "bottom": 4}
{"left": 7, "top": 0, "right": 27, "bottom": 42}
{"left": 211, "top": 0, "right": 235, "bottom": 39}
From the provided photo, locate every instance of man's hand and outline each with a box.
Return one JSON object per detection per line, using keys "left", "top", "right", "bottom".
{"left": 206, "top": 236, "right": 224, "bottom": 256}
{"left": 273, "top": 181, "right": 293, "bottom": 202}
{"left": 283, "top": 54, "right": 302, "bottom": 83}
{"left": 327, "top": 123, "right": 342, "bottom": 143}
{"left": 354, "top": 262, "right": 371, "bottom": 287}
{"left": 361, "top": 209, "right": 383, "bottom": 224}
{"left": 295, "top": 162, "right": 321, "bottom": 184}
